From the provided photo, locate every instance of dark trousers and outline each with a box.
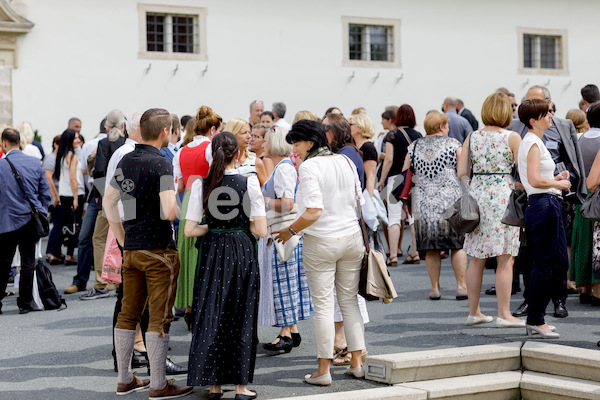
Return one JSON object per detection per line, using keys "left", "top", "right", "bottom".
{"left": 72, "top": 196, "right": 100, "bottom": 289}
{"left": 46, "top": 203, "right": 65, "bottom": 257}
{"left": 516, "top": 200, "right": 568, "bottom": 305}
{"left": 0, "top": 219, "right": 37, "bottom": 310}
{"left": 524, "top": 194, "right": 569, "bottom": 326}
{"left": 59, "top": 195, "right": 85, "bottom": 256}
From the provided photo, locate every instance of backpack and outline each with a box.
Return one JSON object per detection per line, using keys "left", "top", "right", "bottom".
{"left": 35, "top": 260, "right": 67, "bottom": 310}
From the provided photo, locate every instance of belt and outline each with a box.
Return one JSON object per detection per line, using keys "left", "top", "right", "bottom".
{"left": 209, "top": 228, "right": 249, "bottom": 233}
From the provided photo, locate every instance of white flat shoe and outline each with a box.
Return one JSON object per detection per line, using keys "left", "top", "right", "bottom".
{"left": 496, "top": 317, "right": 526, "bottom": 328}
{"left": 466, "top": 315, "right": 494, "bottom": 326}
{"left": 345, "top": 366, "right": 365, "bottom": 378}
{"left": 304, "top": 372, "right": 332, "bottom": 386}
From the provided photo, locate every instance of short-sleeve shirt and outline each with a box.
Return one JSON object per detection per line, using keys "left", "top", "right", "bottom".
{"left": 337, "top": 145, "right": 365, "bottom": 188}
{"left": 385, "top": 127, "right": 423, "bottom": 176}
{"left": 110, "top": 143, "right": 176, "bottom": 250}
{"left": 43, "top": 152, "right": 58, "bottom": 187}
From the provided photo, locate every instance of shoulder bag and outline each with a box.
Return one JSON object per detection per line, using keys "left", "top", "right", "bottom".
{"left": 444, "top": 134, "right": 480, "bottom": 234}
{"left": 343, "top": 155, "right": 398, "bottom": 303}
{"left": 581, "top": 189, "right": 600, "bottom": 221}
{"left": 501, "top": 165, "right": 528, "bottom": 227}
{"left": 5, "top": 156, "right": 50, "bottom": 238}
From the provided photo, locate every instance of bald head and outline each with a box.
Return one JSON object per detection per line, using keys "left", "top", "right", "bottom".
{"left": 526, "top": 86, "right": 551, "bottom": 105}
{"left": 443, "top": 97, "right": 458, "bottom": 112}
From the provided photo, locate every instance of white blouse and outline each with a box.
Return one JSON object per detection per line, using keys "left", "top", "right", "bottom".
{"left": 296, "top": 154, "right": 364, "bottom": 238}
{"left": 272, "top": 160, "right": 297, "bottom": 199}
{"left": 58, "top": 155, "right": 85, "bottom": 197}
{"left": 186, "top": 170, "right": 265, "bottom": 223}
{"left": 518, "top": 132, "right": 561, "bottom": 197}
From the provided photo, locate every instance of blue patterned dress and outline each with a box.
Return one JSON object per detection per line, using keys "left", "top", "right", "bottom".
{"left": 262, "top": 159, "right": 312, "bottom": 327}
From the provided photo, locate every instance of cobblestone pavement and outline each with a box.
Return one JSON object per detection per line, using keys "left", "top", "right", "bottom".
{"left": 1, "top": 233, "right": 598, "bottom": 399}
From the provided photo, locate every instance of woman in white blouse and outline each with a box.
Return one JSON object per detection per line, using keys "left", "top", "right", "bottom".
{"left": 517, "top": 99, "right": 571, "bottom": 339}
{"left": 274, "top": 120, "right": 366, "bottom": 386}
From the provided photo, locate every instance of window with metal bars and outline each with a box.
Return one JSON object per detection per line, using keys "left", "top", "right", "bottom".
{"left": 349, "top": 24, "right": 393, "bottom": 62}
{"left": 523, "top": 34, "right": 562, "bottom": 69}
{"left": 146, "top": 13, "right": 198, "bottom": 54}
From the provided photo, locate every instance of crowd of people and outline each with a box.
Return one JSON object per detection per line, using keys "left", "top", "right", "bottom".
{"left": 1, "top": 86, "right": 600, "bottom": 399}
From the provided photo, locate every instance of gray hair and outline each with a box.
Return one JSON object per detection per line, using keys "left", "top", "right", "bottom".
{"left": 266, "top": 125, "right": 292, "bottom": 157}
{"left": 457, "top": 99, "right": 465, "bottom": 107}
{"left": 529, "top": 85, "right": 552, "bottom": 101}
{"left": 249, "top": 100, "right": 263, "bottom": 111}
{"left": 68, "top": 117, "right": 81, "bottom": 126}
{"left": 105, "top": 109, "right": 126, "bottom": 142}
{"left": 272, "top": 101, "right": 286, "bottom": 118}
{"left": 443, "top": 97, "right": 458, "bottom": 107}
{"left": 127, "top": 111, "right": 143, "bottom": 135}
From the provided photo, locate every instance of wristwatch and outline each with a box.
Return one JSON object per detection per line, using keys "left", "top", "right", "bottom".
{"left": 288, "top": 227, "right": 297, "bottom": 236}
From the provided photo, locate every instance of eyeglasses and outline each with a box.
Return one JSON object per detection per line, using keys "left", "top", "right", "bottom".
{"left": 251, "top": 135, "right": 264, "bottom": 140}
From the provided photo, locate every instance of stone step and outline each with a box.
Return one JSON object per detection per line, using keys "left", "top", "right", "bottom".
{"left": 520, "top": 371, "right": 600, "bottom": 400}
{"left": 399, "top": 371, "right": 522, "bottom": 400}
{"left": 275, "top": 386, "right": 427, "bottom": 400}
{"left": 521, "top": 341, "right": 600, "bottom": 383}
{"left": 364, "top": 341, "right": 522, "bottom": 384}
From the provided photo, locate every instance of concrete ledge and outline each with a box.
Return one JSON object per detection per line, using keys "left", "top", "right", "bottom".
{"left": 522, "top": 341, "right": 600, "bottom": 383}
{"left": 364, "top": 342, "right": 522, "bottom": 384}
{"left": 274, "top": 386, "right": 427, "bottom": 400}
{"left": 400, "top": 371, "right": 522, "bottom": 400}
{"left": 520, "top": 371, "right": 600, "bottom": 400}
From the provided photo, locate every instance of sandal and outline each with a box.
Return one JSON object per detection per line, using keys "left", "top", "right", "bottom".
{"left": 333, "top": 351, "right": 351, "bottom": 366}
{"left": 402, "top": 254, "right": 420, "bottom": 264}
{"left": 387, "top": 257, "right": 398, "bottom": 267}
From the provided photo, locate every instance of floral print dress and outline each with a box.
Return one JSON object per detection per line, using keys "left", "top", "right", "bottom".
{"left": 464, "top": 129, "right": 520, "bottom": 258}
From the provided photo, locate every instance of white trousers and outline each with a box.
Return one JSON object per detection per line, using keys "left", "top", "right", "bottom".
{"left": 303, "top": 231, "right": 365, "bottom": 359}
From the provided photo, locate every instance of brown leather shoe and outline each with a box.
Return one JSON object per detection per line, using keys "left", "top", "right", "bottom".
{"left": 149, "top": 380, "right": 193, "bottom": 399}
{"left": 64, "top": 284, "right": 83, "bottom": 294}
{"left": 116, "top": 375, "right": 150, "bottom": 395}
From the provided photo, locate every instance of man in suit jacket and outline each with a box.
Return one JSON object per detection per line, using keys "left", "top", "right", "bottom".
{"left": 509, "top": 85, "right": 586, "bottom": 320}
{"left": 0, "top": 128, "right": 51, "bottom": 314}
{"left": 443, "top": 97, "right": 472, "bottom": 143}
{"left": 457, "top": 99, "right": 479, "bottom": 131}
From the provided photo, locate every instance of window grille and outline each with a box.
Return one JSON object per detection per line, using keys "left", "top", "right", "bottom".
{"left": 349, "top": 24, "right": 393, "bottom": 62}
{"left": 146, "top": 13, "right": 198, "bottom": 54}
{"left": 523, "top": 34, "right": 562, "bottom": 69}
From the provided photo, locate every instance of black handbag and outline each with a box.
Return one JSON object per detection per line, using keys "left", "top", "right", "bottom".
{"left": 502, "top": 166, "right": 528, "bottom": 227}
{"left": 5, "top": 156, "right": 50, "bottom": 238}
{"left": 581, "top": 190, "right": 600, "bottom": 221}
{"left": 444, "top": 136, "right": 480, "bottom": 234}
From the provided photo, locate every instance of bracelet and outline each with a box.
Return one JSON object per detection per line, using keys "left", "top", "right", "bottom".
{"left": 288, "top": 227, "right": 297, "bottom": 236}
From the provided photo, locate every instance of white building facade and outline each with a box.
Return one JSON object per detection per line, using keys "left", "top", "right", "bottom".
{"left": 0, "top": 0, "right": 597, "bottom": 149}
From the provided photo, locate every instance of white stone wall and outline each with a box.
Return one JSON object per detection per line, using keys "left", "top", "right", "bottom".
{"left": 11, "top": 0, "right": 600, "bottom": 150}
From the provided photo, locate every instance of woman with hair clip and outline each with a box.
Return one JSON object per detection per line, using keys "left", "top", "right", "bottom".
{"left": 185, "top": 132, "right": 267, "bottom": 400}
{"left": 173, "top": 105, "right": 223, "bottom": 328}
{"left": 275, "top": 120, "right": 366, "bottom": 386}
{"left": 224, "top": 118, "right": 268, "bottom": 185}
{"left": 54, "top": 128, "right": 84, "bottom": 265}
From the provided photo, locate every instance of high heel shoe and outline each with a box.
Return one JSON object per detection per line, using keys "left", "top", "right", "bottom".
{"left": 304, "top": 372, "right": 332, "bottom": 386}
{"left": 291, "top": 332, "right": 301, "bottom": 347}
{"left": 525, "top": 324, "right": 560, "bottom": 339}
{"left": 262, "top": 335, "right": 293, "bottom": 352}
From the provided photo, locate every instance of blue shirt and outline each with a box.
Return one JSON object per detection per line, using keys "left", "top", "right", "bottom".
{"left": 337, "top": 145, "right": 365, "bottom": 188}
{"left": 160, "top": 142, "right": 176, "bottom": 164}
{"left": 0, "top": 149, "right": 51, "bottom": 234}
{"left": 445, "top": 110, "right": 472, "bottom": 144}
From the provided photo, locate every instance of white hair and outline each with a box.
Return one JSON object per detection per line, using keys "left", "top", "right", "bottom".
{"left": 127, "top": 111, "right": 143, "bottom": 134}
{"left": 16, "top": 121, "right": 34, "bottom": 144}
{"left": 266, "top": 125, "right": 292, "bottom": 157}
{"left": 105, "top": 109, "right": 126, "bottom": 142}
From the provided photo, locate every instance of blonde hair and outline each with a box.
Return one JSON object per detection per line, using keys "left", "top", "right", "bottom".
{"left": 16, "top": 121, "right": 34, "bottom": 144}
{"left": 266, "top": 125, "right": 292, "bottom": 157}
{"left": 105, "top": 109, "right": 126, "bottom": 142}
{"left": 224, "top": 118, "right": 250, "bottom": 157}
{"left": 293, "top": 110, "right": 320, "bottom": 124}
{"left": 348, "top": 113, "right": 375, "bottom": 139}
{"left": 566, "top": 109, "right": 588, "bottom": 133}
{"left": 481, "top": 92, "right": 512, "bottom": 128}
{"left": 424, "top": 112, "right": 449, "bottom": 135}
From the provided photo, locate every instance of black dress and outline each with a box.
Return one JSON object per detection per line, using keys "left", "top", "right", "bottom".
{"left": 187, "top": 174, "right": 259, "bottom": 386}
